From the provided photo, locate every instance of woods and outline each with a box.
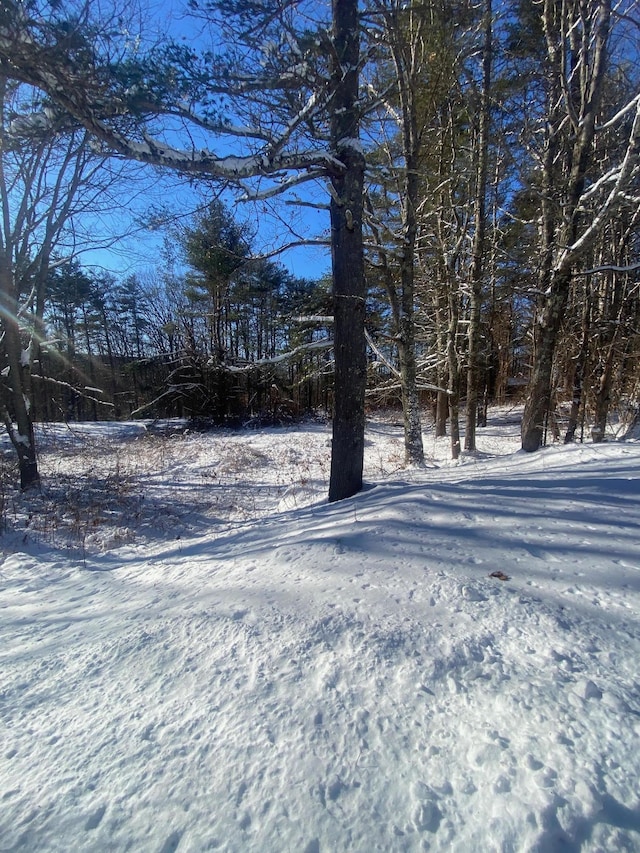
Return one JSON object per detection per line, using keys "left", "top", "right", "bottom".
{"left": 0, "top": 0, "right": 639, "bottom": 498}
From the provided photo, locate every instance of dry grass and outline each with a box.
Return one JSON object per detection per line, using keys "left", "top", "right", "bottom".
{"left": 0, "top": 423, "right": 334, "bottom": 557}
{"left": 1, "top": 413, "right": 451, "bottom": 558}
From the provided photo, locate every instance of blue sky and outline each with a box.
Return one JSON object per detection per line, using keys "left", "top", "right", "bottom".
{"left": 78, "top": 175, "right": 332, "bottom": 282}
{"left": 77, "top": 0, "right": 334, "bottom": 283}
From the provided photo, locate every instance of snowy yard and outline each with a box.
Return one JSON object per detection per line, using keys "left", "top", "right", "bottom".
{"left": 1, "top": 410, "right": 639, "bottom": 852}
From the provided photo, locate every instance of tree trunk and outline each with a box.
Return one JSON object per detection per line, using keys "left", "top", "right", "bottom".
{"left": 522, "top": 276, "right": 570, "bottom": 451}
{"left": 564, "top": 298, "right": 590, "bottom": 443}
{"left": 328, "top": 0, "right": 366, "bottom": 503}
{"left": 99, "top": 301, "right": 119, "bottom": 416}
{"left": 448, "top": 279, "right": 461, "bottom": 460}
{"left": 396, "top": 166, "right": 424, "bottom": 466}
{"left": 448, "top": 383, "right": 461, "bottom": 460}
{"left": 522, "top": 0, "right": 612, "bottom": 452}
{"left": 592, "top": 343, "right": 617, "bottom": 442}
{"left": 82, "top": 304, "right": 99, "bottom": 421}
{"left": 591, "top": 266, "right": 626, "bottom": 442}
{"left": 435, "top": 389, "right": 448, "bottom": 437}
{"left": 434, "top": 283, "right": 449, "bottom": 437}
{"left": 367, "top": 202, "right": 423, "bottom": 467}
{"left": 465, "top": 0, "right": 492, "bottom": 452}
{"left": 397, "top": 327, "right": 423, "bottom": 465}
{"left": 0, "top": 259, "right": 40, "bottom": 490}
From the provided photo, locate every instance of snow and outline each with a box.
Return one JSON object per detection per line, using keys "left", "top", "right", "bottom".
{"left": 117, "top": 137, "right": 344, "bottom": 181}
{"left": 1, "top": 409, "right": 640, "bottom": 852}
{"left": 336, "top": 136, "right": 365, "bottom": 155}
{"left": 20, "top": 345, "right": 31, "bottom": 368}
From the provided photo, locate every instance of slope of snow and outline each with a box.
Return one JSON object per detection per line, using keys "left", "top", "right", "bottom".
{"left": 1, "top": 412, "right": 639, "bottom": 852}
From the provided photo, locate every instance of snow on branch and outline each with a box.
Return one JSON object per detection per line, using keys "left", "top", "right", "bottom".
{"left": 365, "top": 330, "right": 399, "bottom": 378}
{"left": 596, "top": 92, "right": 640, "bottom": 132}
{"left": 0, "top": 16, "right": 347, "bottom": 186}
{"left": 239, "top": 168, "right": 326, "bottom": 201}
{"left": 578, "top": 166, "right": 622, "bottom": 203}
{"left": 95, "top": 132, "right": 345, "bottom": 181}
{"left": 223, "top": 339, "right": 333, "bottom": 372}
{"left": 574, "top": 262, "right": 640, "bottom": 276}
{"left": 562, "top": 99, "right": 640, "bottom": 265}
{"left": 30, "top": 375, "right": 115, "bottom": 408}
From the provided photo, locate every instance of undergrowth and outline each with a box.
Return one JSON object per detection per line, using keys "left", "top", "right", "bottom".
{"left": 0, "top": 422, "right": 335, "bottom": 557}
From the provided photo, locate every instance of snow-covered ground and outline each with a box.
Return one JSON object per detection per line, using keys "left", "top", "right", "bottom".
{"left": 1, "top": 409, "right": 640, "bottom": 852}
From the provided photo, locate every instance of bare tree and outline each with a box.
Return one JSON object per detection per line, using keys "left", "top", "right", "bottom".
{"left": 520, "top": 0, "right": 640, "bottom": 451}
{"left": 464, "top": 0, "right": 492, "bottom": 452}
{"left": 362, "top": 0, "right": 434, "bottom": 467}
{"left": 0, "top": 71, "right": 158, "bottom": 487}
{"left": 366, "top": 0, "right": 477, "bottom": 463}
{"left": 0, "top": 81, "right": 114, "bottom": 487}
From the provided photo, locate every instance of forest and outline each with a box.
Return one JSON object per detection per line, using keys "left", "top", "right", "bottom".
{"left": 0, "top": 0, "right": 639, "bottom": 499}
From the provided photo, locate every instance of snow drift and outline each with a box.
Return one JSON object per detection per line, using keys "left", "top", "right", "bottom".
{"left": 1, "top": 414, "right": 639, "bottom": 852}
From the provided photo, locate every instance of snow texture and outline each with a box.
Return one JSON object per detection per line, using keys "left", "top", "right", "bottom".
{"left": 1, "top": 410, "right": 639, "bottom": 852}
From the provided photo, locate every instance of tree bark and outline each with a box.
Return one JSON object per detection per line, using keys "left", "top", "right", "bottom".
{"left": 435, "top": 389, "right": 448, "bottom": 437}
{"left": 397, "top": 325, "right": 423, "bottom": 465}
{"left": 521, "top": 277, "right": 569, "bottom": 451}
{"left": 370, "top": 237, "right": 423, "bottom": 466}
{"left": 0, "top": 258, "right": 39, "bottom": 489}
{"left": 396, "top": 144, "right": 424, "bottom": 465}
{"left": 328, "top": 0, "right": 366, "bottom": 503}
{"left": 465, "top": 0, "right": 492, "bottom": 452}
{"left": 592, "top": 352, "right": 615, "bottom": 442}
{"left": 434, "top": 281, "right": 449, "bottom": 437}
{"left": 564, "top": 298, "right": 590, "bottom": 443}
{"left": 592, "top": 304, "right": 622, "bottom": 443}
{"left": 447, "top": 286, "right": 461, "bottom": 461}
{"left": 521, "top": 0, "right": 612, "bottom": 452}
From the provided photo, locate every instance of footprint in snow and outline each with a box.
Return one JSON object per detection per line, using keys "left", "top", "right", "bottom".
{"left": 84, "top": 804, "right": 106, "bottom": 831}
{"left": 413, "top": 798, "right": 442, "bottom": 833}
{"left": 462, "top": 586, "right": 487, "bottom": 602}
{"left": 157, "top": 830, "right": 183, "bottom": 853}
